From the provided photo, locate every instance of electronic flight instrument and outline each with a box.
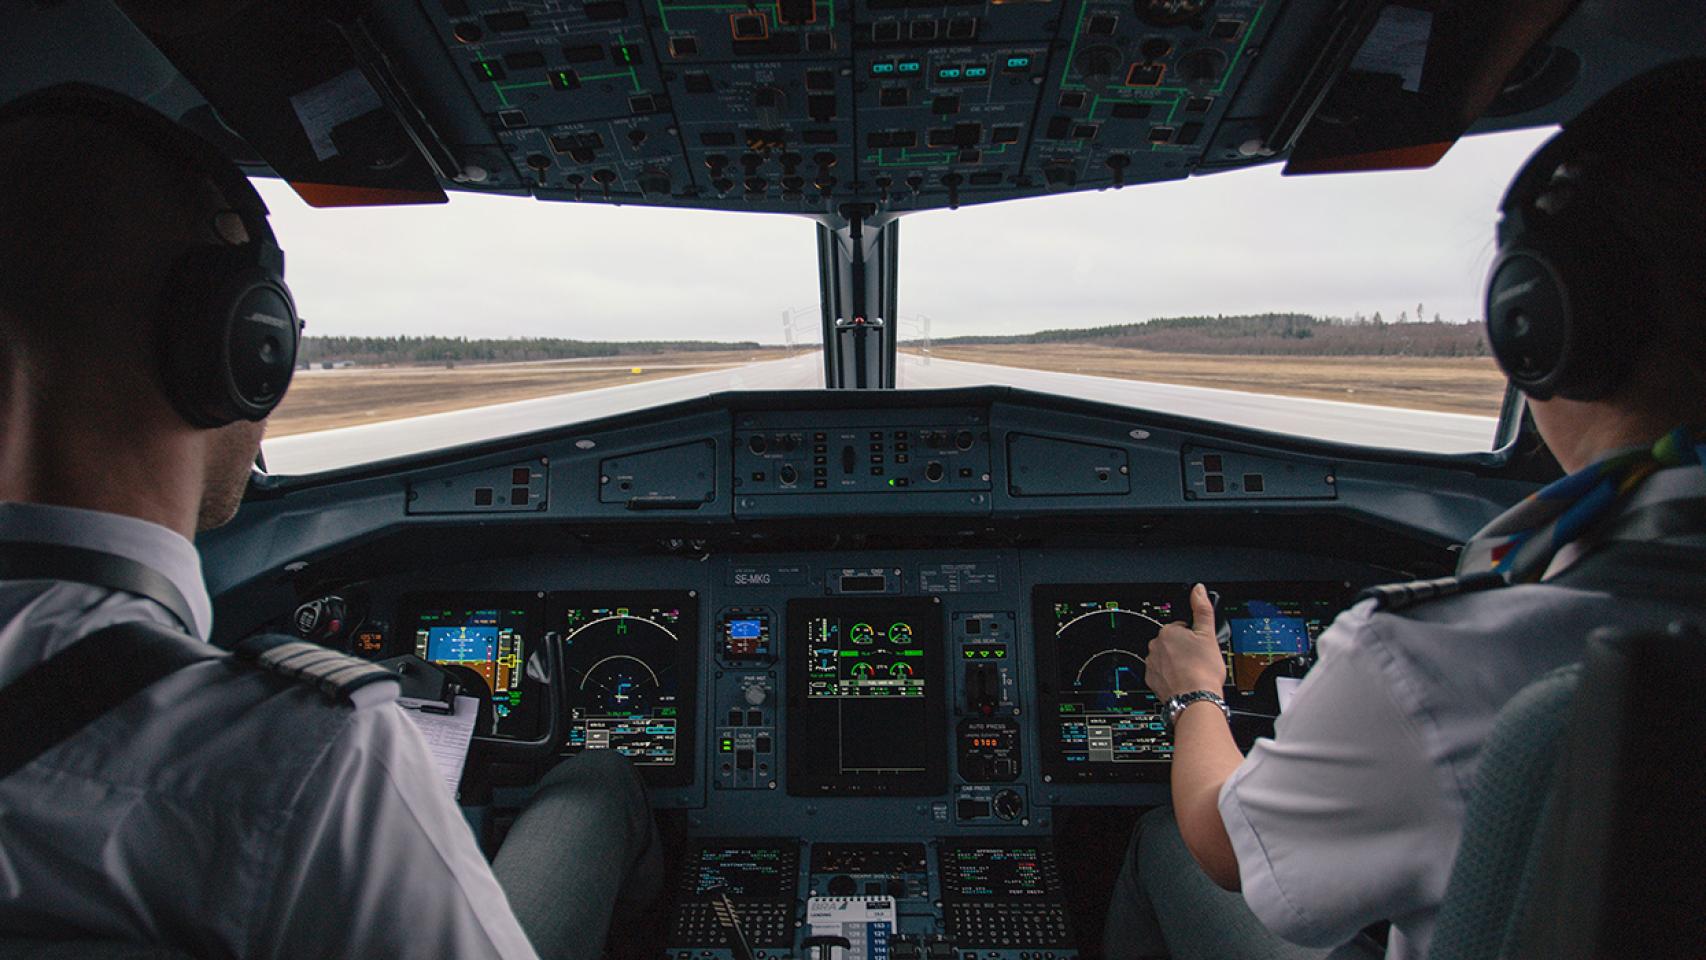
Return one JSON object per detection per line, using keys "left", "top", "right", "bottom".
{"left": 557, "top": 591, "right": 700, "bottom": 785}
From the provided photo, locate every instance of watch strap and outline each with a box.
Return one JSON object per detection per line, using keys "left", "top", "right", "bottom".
{"left": 1164, "top": 689, "right": 1229, "bottom": 731}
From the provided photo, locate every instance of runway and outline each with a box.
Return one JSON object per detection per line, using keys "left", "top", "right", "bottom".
{"left": 262, "top": 351, "right": 1498, "bottom": 475}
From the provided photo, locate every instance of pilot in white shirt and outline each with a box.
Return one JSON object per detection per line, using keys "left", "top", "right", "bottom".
{"left": 1107, "top": 62, "right": 1706, "bottom": 960}
{"left": 0, "top": 88, "right": 659, "bottom": 958}
{"left": 0, "top": 502, "right": 545, "bottom": 958}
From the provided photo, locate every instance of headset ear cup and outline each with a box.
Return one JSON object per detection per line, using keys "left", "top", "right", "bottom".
{"left": 156, "top": 246, "right": 298, "bottom": 427}
{"left": 1486, "top": 208, "right": 1650, "bottom": 403}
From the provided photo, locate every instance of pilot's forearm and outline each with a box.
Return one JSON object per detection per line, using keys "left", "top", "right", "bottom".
{"left": 1170, "top": 701, "right": 1245, "bottom": 891}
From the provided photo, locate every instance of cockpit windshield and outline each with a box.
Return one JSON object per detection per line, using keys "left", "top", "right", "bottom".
{"left": 258, "top": 127, "right": 1551, "bottom": 475}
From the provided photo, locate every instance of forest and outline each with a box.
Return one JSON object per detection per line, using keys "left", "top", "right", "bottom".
{"left": 929, "top": 313, "right": 1491, "bottom": 357}
{"left": 298, "top": 313, "right": 1489, "bottom": 365}
{"left": 297, "top": 336, "right": 764, "bottom": 366}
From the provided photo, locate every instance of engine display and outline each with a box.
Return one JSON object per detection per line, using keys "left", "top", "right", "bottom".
{"left": 1033, "top": 584, "right": 1188, "bottom": 782}
{"left": 787, "top": 597, "right": 946, "bottom": 796}
{"left": 406, "top": 594, "right": 542, "bottom": 739}
{"left": 555, "top": 591, "right": 698, "bottom": 786}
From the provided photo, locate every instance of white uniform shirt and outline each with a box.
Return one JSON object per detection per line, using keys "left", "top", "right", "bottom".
{"left": 0, "top": 502, "right": 538, "bottom": 959}
{"left": 1218, "top": 468, "right": 1706, "bottom": 959}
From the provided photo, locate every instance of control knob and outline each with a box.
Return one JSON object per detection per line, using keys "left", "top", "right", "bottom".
{"left": 925, "top": 461, "right": 945, "bottom": 483}
{"left": 992, "top": 789, "right": 1024, "bottom": 822}
{"left": 1076, "top": 45, "right": 1122, "bottom": 90}
{"left": 778, "top": 464, "right": 798, "bottom": 485}
{"left": 744, "top": 683, "right": 770, "bottom": 706}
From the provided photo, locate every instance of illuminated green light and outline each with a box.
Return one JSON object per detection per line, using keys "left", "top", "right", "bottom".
{"left": 871, "top": 62, "right": 896, "bottom": 75}
{"left": 721, "top": 739, "right": 734, "bottom": 752}
{"left": 1006, "top": 56, "right": 1031, "bottom": 69}
{"left": 965, "top": 66, "right": 989, "bottom": 79}
{"left": 897, "top": 60, "right": 921, "bottom": 74}
{"left": 888, "top": 478, "right": 898, "bottom": 486}
{"left": 938, "top": 67, "right": 963, "bottom": 80}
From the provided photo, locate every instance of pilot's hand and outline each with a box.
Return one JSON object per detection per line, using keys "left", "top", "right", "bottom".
{"left": 1146, "top": 583, "right": 1224, "bottom": 704}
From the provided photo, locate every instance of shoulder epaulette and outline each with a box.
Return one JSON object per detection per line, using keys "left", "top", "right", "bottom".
{"left": 1356, "top": 571, "right": 1508, "bottom": 613}
{"left": 232, "top": 634, "right": 398, "bottom": 705}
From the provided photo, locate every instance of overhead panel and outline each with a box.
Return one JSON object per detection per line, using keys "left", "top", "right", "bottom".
{"left": 419, "top": 0, "right": 1275, "bottom": 213}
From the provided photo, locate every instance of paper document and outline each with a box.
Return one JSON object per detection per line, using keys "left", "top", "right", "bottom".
{"left": 807, "top": 896, "right": 896, "bottom": 960}
{"left": 400, "top": 695, "right": 479, "bottom": 796}
{"left": 1275, "top": 677, "right": 1302, "bottom": 714}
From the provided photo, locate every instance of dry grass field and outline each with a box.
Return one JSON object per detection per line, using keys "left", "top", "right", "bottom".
{"left": 915, "top": 344, "right": 1506, "bottom": 415}
{"left": 267, "top": 349, "right": 786, "bottom": 436}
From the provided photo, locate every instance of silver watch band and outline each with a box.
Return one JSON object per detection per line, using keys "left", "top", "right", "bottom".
{"left": 1164, "top": 689, "right": 1229, "bottom": 731}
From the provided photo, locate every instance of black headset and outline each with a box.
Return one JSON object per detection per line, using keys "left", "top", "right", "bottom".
{"left": 1484, "top": 58, "right": 1706, "bottom": 403}
{"left": 1484, "top": 130, "right": 1648, "bottom": 402}
{"left": 0, "top": 84, "right": 300, "bottom": 428}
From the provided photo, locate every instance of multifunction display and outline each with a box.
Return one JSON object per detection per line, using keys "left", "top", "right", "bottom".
{"left": 787, "top": 598, "right": 946, "bottom": 796}
{"left": 405, "top": 594, "right": 542, "bottom": 739}
{"left": 669, "top": 840, "right": 801, "bottom": 949}
{"left": 1034, "top": 584, "right": 1189, "bottom": 781}
{"left": 1035, "top": 582, "right": 1351, "bottom": 781}
{"left": 555, "top": 591, "right": 698, "bottom": 786}
{"left": 939, "top": 840, "right": 1073, "bottom": 948}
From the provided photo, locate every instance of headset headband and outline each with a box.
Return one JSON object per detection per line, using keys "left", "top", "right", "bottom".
{"left": 0, "top": 83, "right": 282, "bottom": 275}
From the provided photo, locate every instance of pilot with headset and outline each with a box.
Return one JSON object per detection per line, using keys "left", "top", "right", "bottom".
{"left": 1106, "top": 60, "right": 1706, "bottom": 960}
{"left": 0, "top": 86, "right": 659, "bottom": 957}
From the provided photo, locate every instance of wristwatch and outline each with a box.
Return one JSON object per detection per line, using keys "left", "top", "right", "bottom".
{"left": 1163, "top": 690, "right": 1230, "bottom": 732}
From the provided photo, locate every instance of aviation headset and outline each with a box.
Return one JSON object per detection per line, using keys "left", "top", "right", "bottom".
{"left": 1484, "top": 58, "right": 1704, "bottom": 402}
{"left": 0, "top": 84, "right": 300, "bottom": 427}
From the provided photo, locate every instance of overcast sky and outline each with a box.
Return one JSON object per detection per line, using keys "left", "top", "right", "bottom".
{"left": 254, "top": 126, "right": 1554, "bottom": 345}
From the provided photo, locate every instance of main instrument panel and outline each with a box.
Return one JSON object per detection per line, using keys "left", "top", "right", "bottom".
{"left": 227, "top": 390, "right": 1517, "bottom": 960}
{"left": 330, "top": 552, "right": 1361, "bottom": 959}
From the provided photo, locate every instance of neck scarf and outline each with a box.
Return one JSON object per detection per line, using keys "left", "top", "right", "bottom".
{"left": 1458, "top": 426, "right": 1706, "bottom": 583}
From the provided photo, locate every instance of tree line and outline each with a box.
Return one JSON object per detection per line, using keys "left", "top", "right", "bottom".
{"left": 299, "top": 336, "right": 765, "bottom": 366}
{"left": 931, "top": 313, "right": 1491, "bottom": 358}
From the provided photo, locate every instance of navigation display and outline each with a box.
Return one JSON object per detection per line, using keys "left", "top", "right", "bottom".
{"left": 1033, "top": 584, "right": 1188, "bottom": 782}
{"left": 786, "top": 598, "right": 946, "bottom": 796}
{"left": 1034, "top": 582, "right": 1351, "bottom": 781}
{"left": 406, "top": 594, "right": 542, "bottom": 739}
{"left": 553, "top": 591, "right": 698, "bottom": 786}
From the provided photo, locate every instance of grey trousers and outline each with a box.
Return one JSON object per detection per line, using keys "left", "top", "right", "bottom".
{"left": 492, "top": 751, "right": 665, "bottom": 960}
{"left": 1102, "top": 807, "right": 1382, "bottom": 960}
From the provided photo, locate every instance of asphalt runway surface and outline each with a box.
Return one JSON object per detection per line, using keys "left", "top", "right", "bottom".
{"left": 262, "top": 352, "right": 1498, "bottom": 475}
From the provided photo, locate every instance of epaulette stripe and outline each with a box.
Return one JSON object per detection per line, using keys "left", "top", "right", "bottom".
{"left": 232, "top": 634, "right": 397, "bottom": 705}
{"left": 258, "top": 645, "right": 333, "bottom": 672}
{"left": 320, "top": 663, "right": 380, "bottom": 688}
